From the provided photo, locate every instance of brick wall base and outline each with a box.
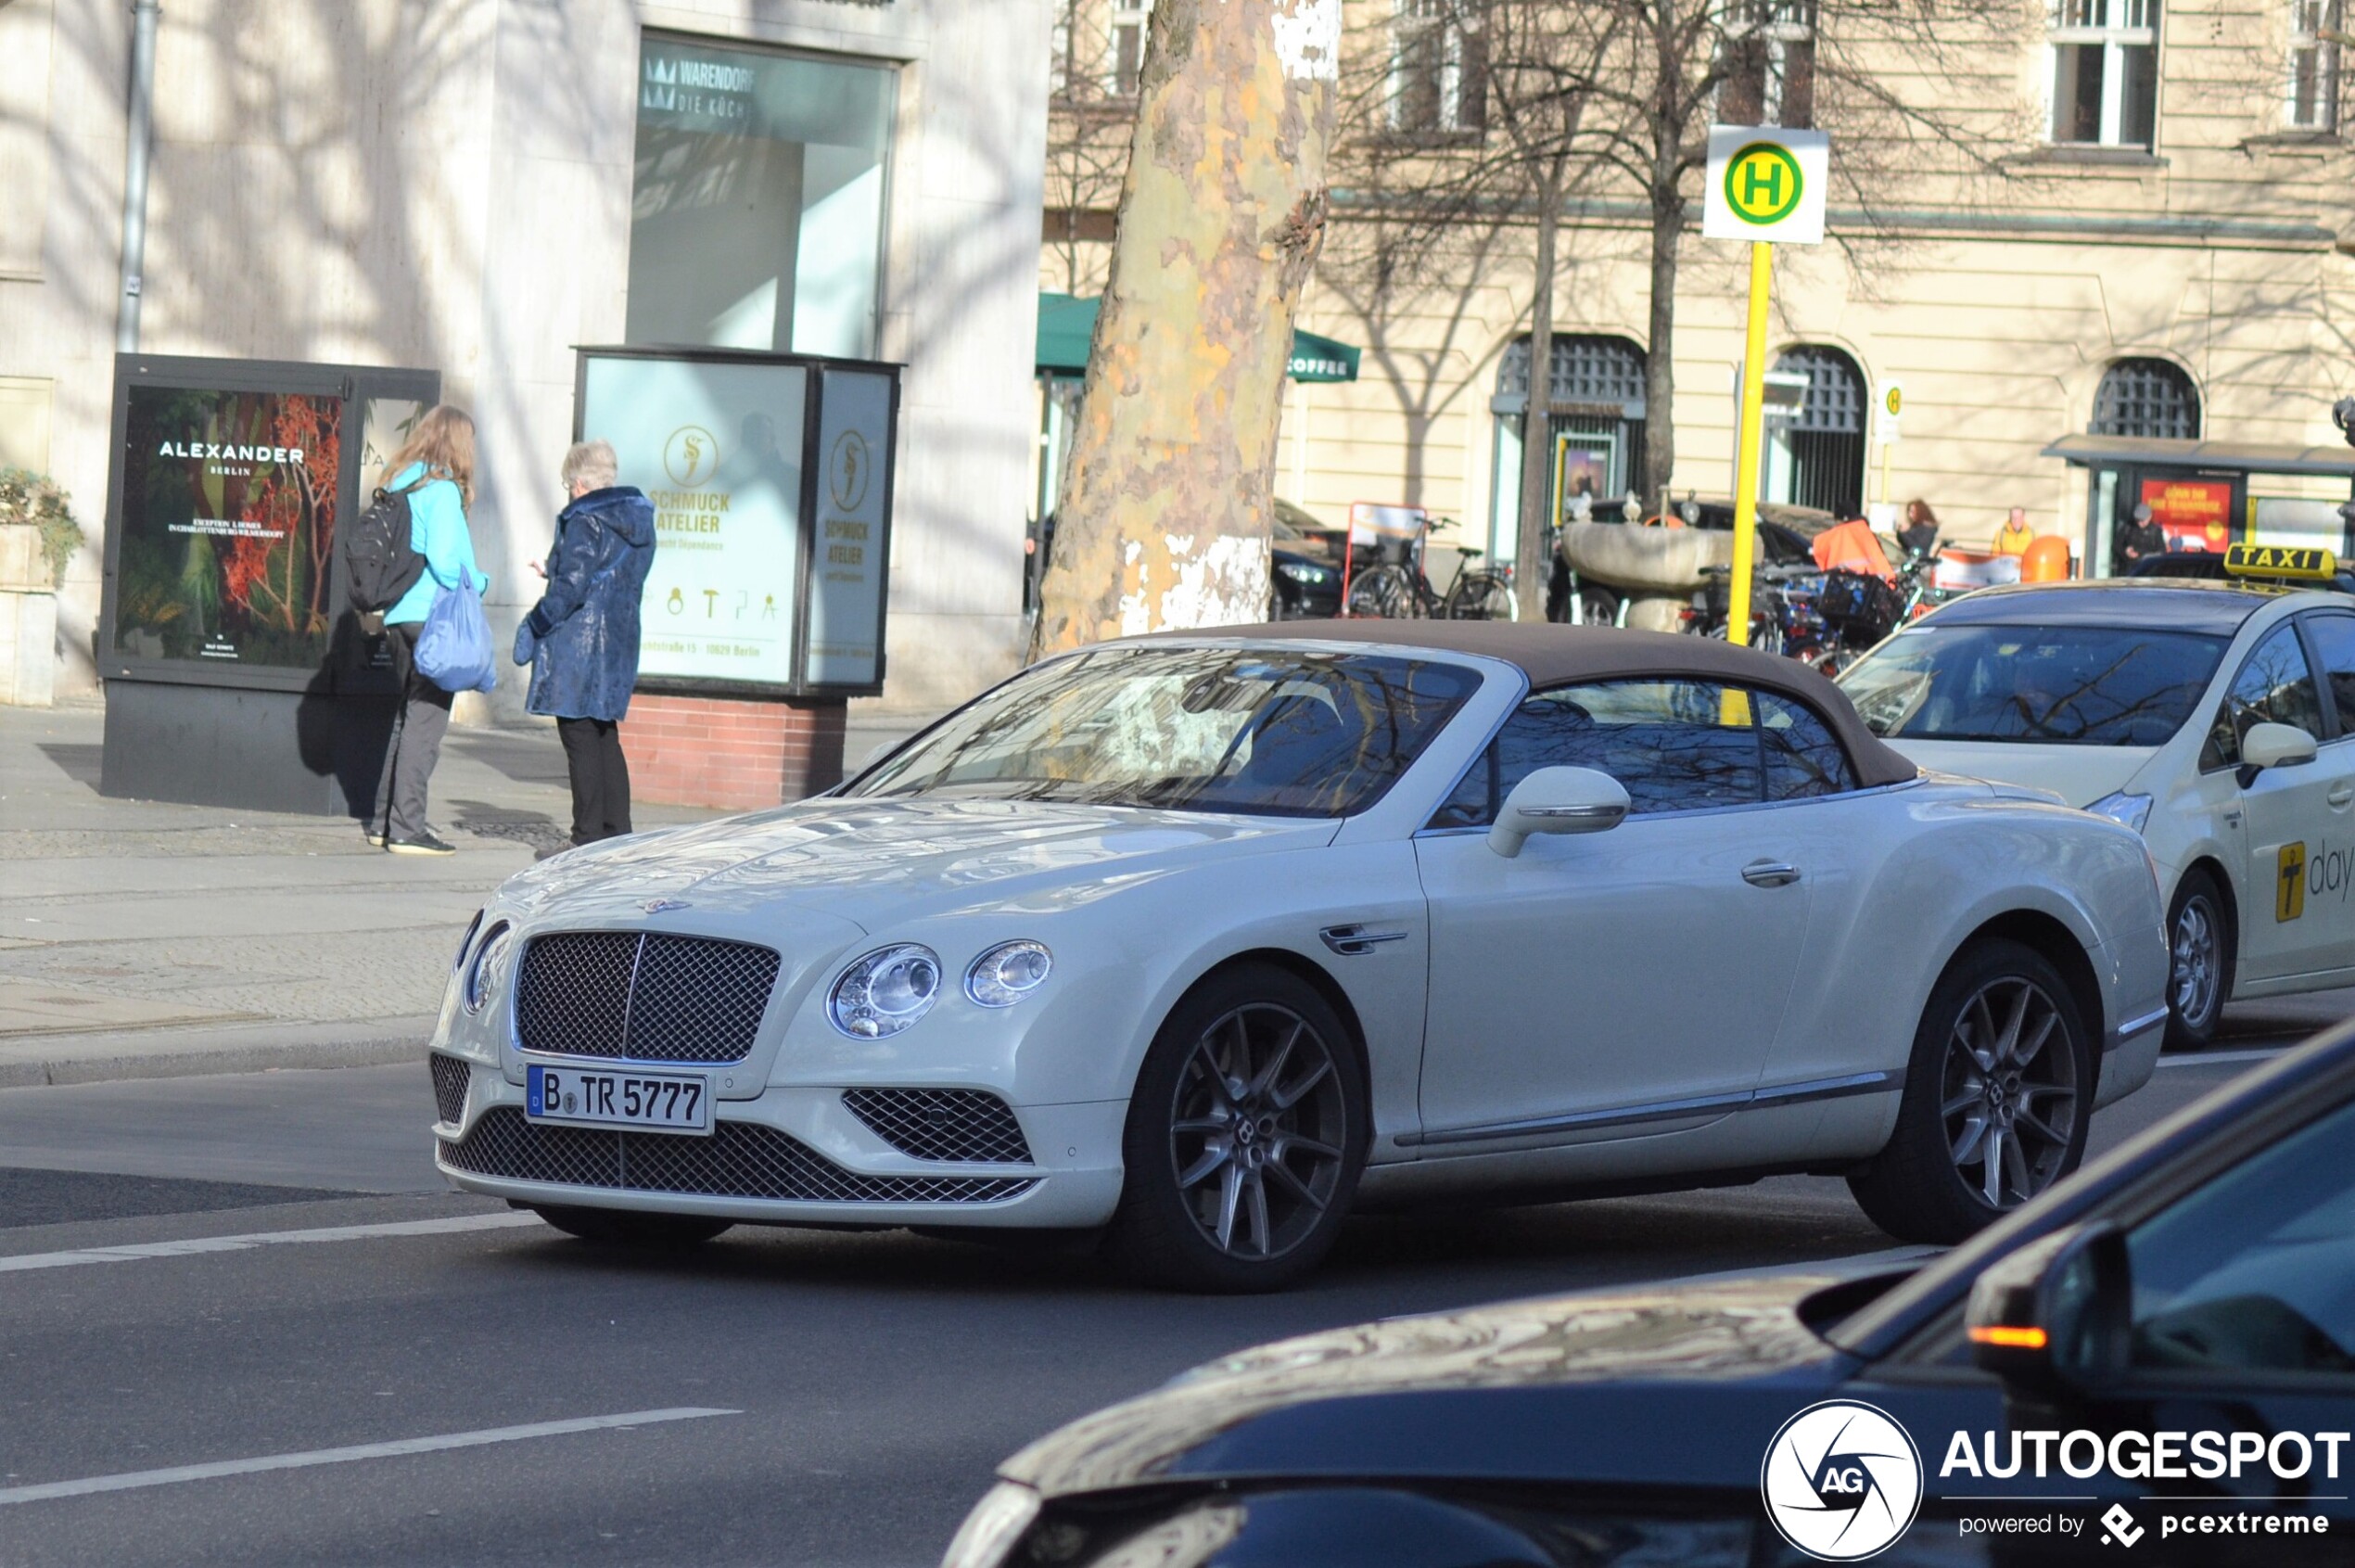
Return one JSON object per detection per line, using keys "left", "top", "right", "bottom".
{"left": 619, "top": 694, "right": 847, "bottom": 811}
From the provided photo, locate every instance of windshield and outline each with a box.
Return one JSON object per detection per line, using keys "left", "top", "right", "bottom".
{"left": 843, "top": 645, "right": 1482, "bottom": 817}
{"left": 1839, "top": 624, "right": 2228, "bottom": 746}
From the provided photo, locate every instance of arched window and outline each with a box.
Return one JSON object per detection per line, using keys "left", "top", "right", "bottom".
{"left": 1496, "top": 333, "right": 1648, "bottom": 414}
{"left": 1489, "top": 333, "right": 1649, "bottom": 557}
{"left": 1763, "top": 344, "right": 1865, "bottom": 518}
{"left": 2092, "top": 358, "right": 2200, "bottom": 440}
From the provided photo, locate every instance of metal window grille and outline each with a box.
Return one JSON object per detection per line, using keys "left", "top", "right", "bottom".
{"left": 2291, "top": 0, "right": 2342, "bottom": 129}
{"left": 439, "top": 1109, "right": 1037, "bottom": 1205}
{"left": 1496, "top": 335, "right": 1648, "bottom": 413}
{"left": 2091, "top": 358, "right": 2201, "bottom": 440}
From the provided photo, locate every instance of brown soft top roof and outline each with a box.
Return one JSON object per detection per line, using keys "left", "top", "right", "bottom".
{"left": 1139, "top": 619, "right": 1919, "bottom": 788}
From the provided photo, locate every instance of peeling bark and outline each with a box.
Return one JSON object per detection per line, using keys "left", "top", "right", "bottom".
{"left": 1032, "top": 0, "right": 1338, "bottom": 657}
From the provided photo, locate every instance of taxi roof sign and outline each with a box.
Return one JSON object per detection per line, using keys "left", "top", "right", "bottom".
{"left": 2224, "top": 543, "right": 2339, "bottom": 581}
{"left": 1703, "top": 127, "right": 1829, "bottom": 246}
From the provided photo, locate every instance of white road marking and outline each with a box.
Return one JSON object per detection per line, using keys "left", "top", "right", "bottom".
{"left": 2157, "top": 1046, "right": 2290, "bottom": 1068}
{"left": 0, "top": 1408, "right": 739, "bottom": 1506}
{"left": 0, "top": 1211, "right": 541, "bottom": 1274}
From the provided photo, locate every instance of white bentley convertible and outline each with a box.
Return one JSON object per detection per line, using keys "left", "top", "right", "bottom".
{"left": 431, "top": 624, "right": 2169, "bottom": 1291}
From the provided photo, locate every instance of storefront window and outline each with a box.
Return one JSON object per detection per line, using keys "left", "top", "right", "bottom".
{"left": 627, "top": 35, "right": 896, "bottom": 359}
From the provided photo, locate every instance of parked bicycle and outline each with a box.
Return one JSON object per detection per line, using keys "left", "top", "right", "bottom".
{"left": 1343, "top": 523, "right": 1518, "bottom": 620}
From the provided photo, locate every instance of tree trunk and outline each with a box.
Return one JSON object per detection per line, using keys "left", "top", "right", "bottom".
{"left": 1032, "top": 0, "right": 1340, "bottom": 657}
{"left": 1513, "top": 172, "right": 1559, "bottom": 622}
{"left": 1640, "top": 168, "right": 1683, "bottom": 516}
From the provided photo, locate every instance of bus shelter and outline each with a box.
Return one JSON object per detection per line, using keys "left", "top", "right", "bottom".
{"left": 2043, "top": 433, "right": 2355, "bottom": 576}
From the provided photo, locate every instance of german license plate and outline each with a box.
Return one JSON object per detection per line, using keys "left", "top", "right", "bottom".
{"left": 526, "top": 1064, "right": 710, "bottom": 1135}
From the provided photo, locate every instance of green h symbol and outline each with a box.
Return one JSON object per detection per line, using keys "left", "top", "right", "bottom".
{"left": 1741, "top": 159, "right": 1785, "bottom": 209}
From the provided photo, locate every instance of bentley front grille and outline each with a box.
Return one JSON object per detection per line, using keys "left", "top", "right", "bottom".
{"left": 514, "top": 932, "right": 781, "bottom": 1064}
{"left": 429, "top": 1053, "right": 470, "bottom": 1126}
{"left": 841, "top": 1089, "right": 1033, "bottom": 1164}
{"left": 439, "top": 1108, "right": 1037, "bottom": 1205}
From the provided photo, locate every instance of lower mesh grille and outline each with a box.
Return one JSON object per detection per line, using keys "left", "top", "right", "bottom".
{"left": 439, "top": 1108, "right": 1037, "bottom": 1205}
{"left": 842, "top": 1089, "right": 1033, "bottom": 1164}
{"left": 429, "top": 1054, "right": 470, "bottom": 1125}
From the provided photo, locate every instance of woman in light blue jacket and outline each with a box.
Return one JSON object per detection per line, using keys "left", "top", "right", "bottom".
{"left": 369, "top": 405, "right": 489, "bottom": 856}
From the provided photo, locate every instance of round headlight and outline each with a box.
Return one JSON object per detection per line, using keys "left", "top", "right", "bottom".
{"left": 829, "top": 944, "right": 941, "bottom": 1039}
{"left": 965, "top": 940, "right": 1052, "bottom": 1008}
{"left": 464, "top": 922, "right": 513, "bottom": 1015}
{"left": 452, "top": 909, "right": 483, "bottom": 975}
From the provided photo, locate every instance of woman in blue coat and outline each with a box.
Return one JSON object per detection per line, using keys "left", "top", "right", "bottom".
{"left": 514, "top": 440, "right": 657, "bottom": 851}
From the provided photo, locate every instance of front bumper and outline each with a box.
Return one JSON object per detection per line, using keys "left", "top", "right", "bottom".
{"left": 431, "top": 1055, "right": 1127, "bottom": 1230}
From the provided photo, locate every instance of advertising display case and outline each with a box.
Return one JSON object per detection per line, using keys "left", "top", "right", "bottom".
{"left": 572, "top": 346, "right": 899, "bottom": 699}
{"left": 98, "top": 354, "right": 439, "bottom": 812}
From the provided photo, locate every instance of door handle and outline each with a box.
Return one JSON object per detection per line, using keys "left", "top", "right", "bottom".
{"left": 1742, "top": 860, "right": 1802, "bottom": 887}
{"left": 2331, "top": 787, "right": 2354, "bottom": 809}
{"left": 2223, "top": 809, "right": 2243, "bottom": 826}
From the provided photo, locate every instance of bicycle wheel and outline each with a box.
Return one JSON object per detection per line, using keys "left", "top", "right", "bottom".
{"left": 1445, "top": 573, "right": 1517, "bottom": 621}
{"left": 1346, "top": 564, "right": 1412, "bottom": 618}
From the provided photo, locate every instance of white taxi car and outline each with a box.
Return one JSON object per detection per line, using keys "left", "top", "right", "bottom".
{"left": 430, "top": 623, "right": 2166, "bottom": 1291}
{"left": 1841, "top": 549, "right": 2355, "bottom": 1049}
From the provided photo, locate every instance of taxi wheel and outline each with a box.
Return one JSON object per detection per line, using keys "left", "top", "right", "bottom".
{"left": 2163, "top": 869, "right": 2232, "bottom": 1049}
{"left": 1849, "top": 938, "right": 2092, "bottom": 1245}
{"left": 1110, "top": 964, "right": 1368, "bottom": 1294}
{"left": 531, "top": 1205, "right": 733, "bottom": 1249}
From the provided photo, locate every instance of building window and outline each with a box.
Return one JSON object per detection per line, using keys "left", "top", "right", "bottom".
{"left": 2047, "top": 0, "right": 2159, "bottom": 148}
{"left": 1391, "top": 1, "right": 1485, "bottom": 135}
{"left": 1110, "top": 0, "right": 1153, "bottom": 96}
{"left": 2092, "top": 358, "right": 2201, "bottom": 439}
{"left": 1488, "top": 335, "right": 1647, "bottom": 559}
{"left": 1763, "top": 345, "right": 1865, "bottom": 519}
{"left": 626, "top": 36, "right": 897, "bottom": 359}
{"left": 2290, "top": 0, "right": 2342, "bottom": 130}
{"left": 1718, "top": 0, "right": 1818, "bottom": 129}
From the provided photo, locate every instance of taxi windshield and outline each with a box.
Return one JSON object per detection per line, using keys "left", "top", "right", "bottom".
{"left": 843, "top": 645, "right": 1481, "bottom": 817}
{"left": 1839, "top": 624, "right": 2229, "bottom": 746}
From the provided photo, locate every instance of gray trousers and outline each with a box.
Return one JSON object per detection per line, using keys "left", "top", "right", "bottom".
{"left": 373, "top": 622, "right": 453, "bottom": 841}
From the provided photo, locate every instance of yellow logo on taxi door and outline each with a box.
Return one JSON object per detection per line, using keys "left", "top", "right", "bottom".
{"left": 2278, "top": 842, "right": 2307, "bottom": 922}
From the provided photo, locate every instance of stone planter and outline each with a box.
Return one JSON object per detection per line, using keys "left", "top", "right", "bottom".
{"left": 0, "top": 524, "right": 56, "bottom": 707}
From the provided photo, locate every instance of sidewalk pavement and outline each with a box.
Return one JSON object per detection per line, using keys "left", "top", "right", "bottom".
{"left": 0, "top": 701, "right": 934, "bottom": 1088}
{"left": 0, "top": 699, "right": 2344, "bottom": 1087}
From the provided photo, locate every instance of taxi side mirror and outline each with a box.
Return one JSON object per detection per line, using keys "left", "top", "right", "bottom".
{"left": 1966, "top": 1220, "right": 2132, "bottom": 1397}
{"left": 1489, "top": 767, "right": 1631, "bottom": 858}
{"left": 2241, "top": 721, "right": 2318, "bottom": 773}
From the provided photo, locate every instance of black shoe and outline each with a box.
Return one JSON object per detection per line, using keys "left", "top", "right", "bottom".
{"left": 534, "top": 840, "right": 576, "bottom": 862}
{"left": 364, "top": 828, "right": 387, "bottom": 848}
{"left": 386, "top": 832, "right": 456, "bottom": 857}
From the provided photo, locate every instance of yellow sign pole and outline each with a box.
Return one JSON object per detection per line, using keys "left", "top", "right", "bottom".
{"left": 1726, "top": 240, "right": 1773, "bottom": 647}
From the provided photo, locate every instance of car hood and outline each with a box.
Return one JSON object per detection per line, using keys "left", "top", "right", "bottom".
{"left": 1001, "top": 1272, "right": 1864, "bottom": 1498}
{"left": 1882, "top": 739, "right": 2153, "bottom": 809}
{"left": 491, "top": 797, "right": 1336, "bottom": 930}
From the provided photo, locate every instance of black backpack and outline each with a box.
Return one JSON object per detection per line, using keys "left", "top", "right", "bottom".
{"left": 347, "top": 482, "right": 426, "bottom": 628}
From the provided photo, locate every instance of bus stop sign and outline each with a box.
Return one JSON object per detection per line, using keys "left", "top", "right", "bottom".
{"left": 1703, "top": 127, "right": 1829, "bottom": 246}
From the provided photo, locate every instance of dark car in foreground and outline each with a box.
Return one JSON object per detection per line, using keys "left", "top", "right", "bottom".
{"left": 944, "top": 1026, "right": 2355, "bottom": 1566}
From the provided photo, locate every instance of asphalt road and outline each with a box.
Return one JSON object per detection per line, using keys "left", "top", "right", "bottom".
{"left": 0, "top": 1046, "right": 2298, "bottom": 1567}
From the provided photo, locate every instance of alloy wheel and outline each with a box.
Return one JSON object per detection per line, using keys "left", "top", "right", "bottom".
{"left": 1940, "top": 976, "right": 2081, "bottom": 1210}
{"left": 1166, "top": 1002, "right": 1348, "bottom": 1260}
{"left": 2170, "top": 895, "right": 2221, "bottom": 1028}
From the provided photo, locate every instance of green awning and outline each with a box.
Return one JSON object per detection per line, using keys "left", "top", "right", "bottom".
{"left": 1036, "top": 292, "right": 1359, "bottom": 384}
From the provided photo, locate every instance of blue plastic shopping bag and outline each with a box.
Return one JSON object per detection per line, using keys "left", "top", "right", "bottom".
{"left": 413, "top": 575, "right": 497, "bottom": 695}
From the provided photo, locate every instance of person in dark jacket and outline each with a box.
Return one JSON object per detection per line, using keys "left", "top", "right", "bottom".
{"left": 513, "top": 440, "right": 657, "bottom": 854}
{"left": 2115, "top": 501, "right": 2168, "bottom": 572}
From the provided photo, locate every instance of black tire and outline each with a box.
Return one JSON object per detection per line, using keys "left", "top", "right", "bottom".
{"left": 1849, "top": 938, "right": 2093, "bottom": 1244}
{"left": 1575, "top": 583, "right": 1620, "bottom": 628}
{"left": 1109, "top": 963, "right": 1368, "bottom": 1293}
{"left": 2163, "top": 868, "right": 2233, "bottom": 1050}
{"left": 531, "top": 1205, "right": 733, "bottom": 1249}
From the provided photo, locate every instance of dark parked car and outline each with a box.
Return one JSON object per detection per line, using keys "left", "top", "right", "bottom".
{"left": 2126, "top": 550, "right": 2355, "bottom": 594}
{"left": 944, "top": 1026, "right": 2355, "bottom": 1567}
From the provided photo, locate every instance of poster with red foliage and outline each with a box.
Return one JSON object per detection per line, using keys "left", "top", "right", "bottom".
{"left": 115, "top": 388, "right": 343, "bottom": 669}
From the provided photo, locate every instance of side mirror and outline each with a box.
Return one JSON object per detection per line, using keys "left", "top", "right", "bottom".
{"left": 2241, "top": 721, "right": 2318, "bottom": 772}
{"left": 1488, "top": 767, "right": 1631, "bottom": 858}
{"left": 1967, "top": 1220, "right": 2132, "bottom": 1397}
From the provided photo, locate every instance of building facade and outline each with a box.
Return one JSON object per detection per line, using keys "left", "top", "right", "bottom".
{"left": 3, "top": 0, "right": 1052, "bottom": 715}
{"left": 1040, "top": 0, "right": 2355, "bottom": 567}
